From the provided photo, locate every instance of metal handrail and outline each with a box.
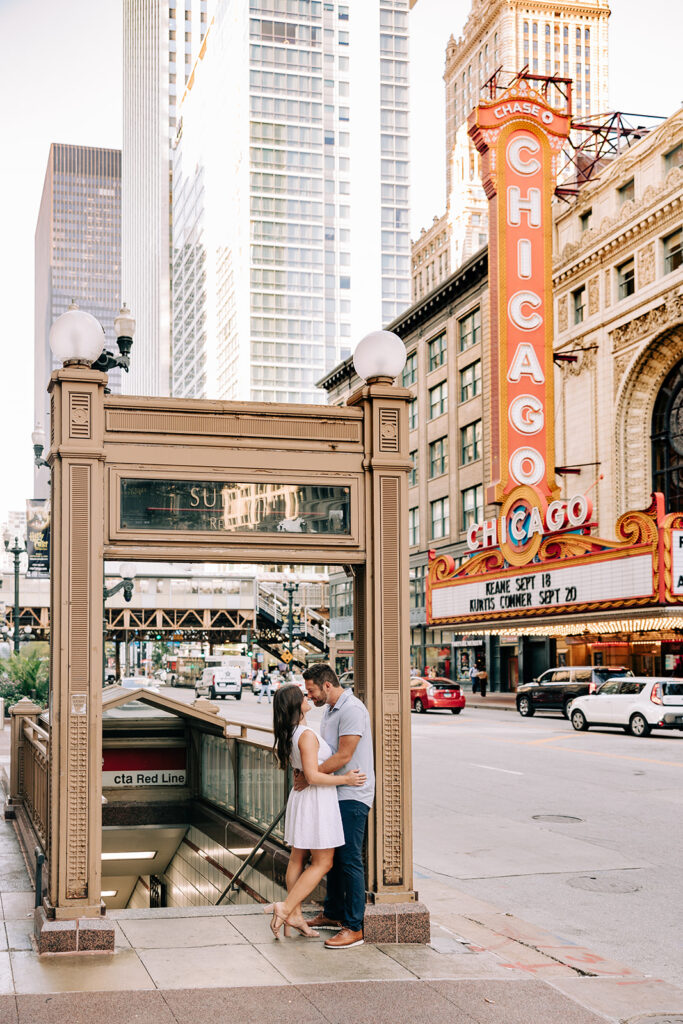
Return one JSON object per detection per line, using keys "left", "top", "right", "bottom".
{"left": 216, "top": 802, "right": 287, "bottom": 905}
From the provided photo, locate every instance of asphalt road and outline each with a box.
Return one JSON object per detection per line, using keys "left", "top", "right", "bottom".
{"left": 160, "top": 684, "right": 683, "bottom": 987}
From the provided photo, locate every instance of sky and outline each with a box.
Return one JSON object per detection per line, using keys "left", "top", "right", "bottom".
{"left": 0, "top": 0, "right": 680, "bottom": 529}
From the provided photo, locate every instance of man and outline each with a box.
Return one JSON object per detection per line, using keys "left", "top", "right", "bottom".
{"left": 257, "top": 668, "right": 272, "bottom": 704}
{"left": 297, "top": 663, "right": 375, "bottom": 949}
{"left": 469, "top": 661, "right": 479, "bottom": 693}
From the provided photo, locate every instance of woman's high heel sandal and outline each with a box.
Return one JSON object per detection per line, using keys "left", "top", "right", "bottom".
{"left": 285, "top": 917, "right": 320, "bottom": 938}
{"left": 264, "top": 902, "right": 287, "bottom": 939}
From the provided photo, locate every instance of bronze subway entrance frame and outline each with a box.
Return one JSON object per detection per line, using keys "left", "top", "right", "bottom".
{"left": 42, "top": 365, "right": 426, "bottom": 949}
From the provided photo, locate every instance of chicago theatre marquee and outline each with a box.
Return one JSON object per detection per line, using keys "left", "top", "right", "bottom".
{"left": 428, "top": 80, "right": 683, "bottom": 680}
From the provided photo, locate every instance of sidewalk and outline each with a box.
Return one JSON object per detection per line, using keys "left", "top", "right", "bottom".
{"left": 465, "top": 691, "right": 518, "bottom": 712}
{"left": 2, "top": 726, "right": 682, "bottom": 1023}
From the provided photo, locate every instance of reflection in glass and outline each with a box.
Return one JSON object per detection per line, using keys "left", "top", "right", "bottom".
{"left": 121, "top": 478, "right": 351, "bottom": 535}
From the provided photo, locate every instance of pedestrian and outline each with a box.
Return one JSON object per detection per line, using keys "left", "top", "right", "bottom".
{"left": 477, "top": 663, "right": 488, "bottom": 698}
{"left": 258, "top": 669, "right": 272, "bottom": 704}
{"left": 265, "top": 685, "right": 365, "bottom": 940}
{"left": 469, "top": 662, "right": 479, "bottom": 693}
{"left": 295, "top": 663, "right": 375, "bottom": 949}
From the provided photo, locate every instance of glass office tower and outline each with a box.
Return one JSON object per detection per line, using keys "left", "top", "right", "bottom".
{"left": 171, "top": 0, "right": 411, "bottom": 404}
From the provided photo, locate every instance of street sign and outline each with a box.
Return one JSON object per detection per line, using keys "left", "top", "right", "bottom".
{"left": 281, "top": 650, "right": 293, "bottom": 663}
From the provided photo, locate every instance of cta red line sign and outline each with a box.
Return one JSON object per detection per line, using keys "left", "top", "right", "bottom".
{"left": 103, "top": 747, "right": 187, "bottom": 787}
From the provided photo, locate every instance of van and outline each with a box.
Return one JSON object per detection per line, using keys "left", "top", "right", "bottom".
{"left": 195, "top": 666, "right": 242, "bottom": 701}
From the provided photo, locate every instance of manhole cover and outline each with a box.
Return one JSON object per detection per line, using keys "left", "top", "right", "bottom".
{"left": 532, "top": 814, "right": 583, "bottom": 823}
{"left": 567, "top": 875, "right": 641, "bottom": 894}
{"left": 627, "top": 1017, "right": 683, "bottom": 1024}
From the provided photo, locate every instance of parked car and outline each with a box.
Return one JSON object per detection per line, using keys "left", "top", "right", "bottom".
{"left": 195, "top": 666, "right": 242, "bottom": 701}
{"left": 339, "top": 671, "right": 354, "bottom": 690}
{"left": 516, "top": 666, "right": 633, "bottom": 719}
{"left": 569, "top": 676, "right": 683, "bottom": 736}
{"left": 410, "top": 677, "right": 466, "bottom": 715}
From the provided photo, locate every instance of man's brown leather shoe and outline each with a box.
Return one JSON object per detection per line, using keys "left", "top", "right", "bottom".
{"left": 324, "top": 927, "right": 364, "bottom": 949}
{"left": 306, "top": 913, "right": 342, "bottom": 930}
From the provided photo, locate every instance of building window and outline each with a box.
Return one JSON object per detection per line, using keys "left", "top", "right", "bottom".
{"left": 461, "top": 485, "right": 483, "bottom": 531}
{"left": 429, "top": 380, "right": 447, "bottom": 419}
{"left": 617, "top": 257, "right": 635, "bottom": 300}
{"left": 428, "top": 332, "right": 446, "bottom": 371}
{"left": 573, "top": 285, "right": 586, "bottom": 324}
{"left": 460, "top": 360, "right": 481, "bottom": 402}
{"left": 402, "top": 351, "right": 417, "bottom": 386}
{"left": 409, "top": 507, "right": 420, "bottom": 546}
{"left": 579, "top": 208, "right": 592, "bottom": 232}
{"left": 617, "top": 178, "right": 635, "bottom": 206}
{"left": 651, "top": 358, "right": 683, "bottom": 513}
{"left": 663, "top": 228, "right": 682, "bottom": 275}
{"left": 429, "top": 436, "right": 448, "bottom": 478}
{"left": 409, "top": 450, "right": 418, "bottom": 487}
{"left": 664, "top": 143, "right": 683, "bottom": 173}
{"left": 461, "top": 420, "right": 482, "bottom": 464}
{"left": 409, "top": 564, "right": 426, "bottom": 610}
{"left": 409, "top": 397, "right": 418, "bottom": 430}
{"left": 430, "top": 497, "right": 449, "bottom": 540}
{"left": 459, "top": 307, "right": 481, "bottom": 351}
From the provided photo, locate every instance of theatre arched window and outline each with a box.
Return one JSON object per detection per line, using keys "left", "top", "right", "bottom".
{"left": 652, "top": 359, "right": 683, "bottom": 512}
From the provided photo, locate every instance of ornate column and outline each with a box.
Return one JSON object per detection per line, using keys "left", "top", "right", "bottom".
{"left": 347, "top": 380, "right": 430, "bottom": 943}
{"left": 36, "top": 366, "right": 114, "bottom": 953}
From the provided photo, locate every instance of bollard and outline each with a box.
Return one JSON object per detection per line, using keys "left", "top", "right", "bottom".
{"left": 34, "top": 846, "right": 45, "bottom": 909}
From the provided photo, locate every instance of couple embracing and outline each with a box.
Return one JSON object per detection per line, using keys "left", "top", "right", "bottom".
{"left": 266, "top": 663, "right": 374, "bottom": 949}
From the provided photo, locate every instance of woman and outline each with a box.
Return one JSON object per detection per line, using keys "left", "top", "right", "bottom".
{"left": 266, "top": 684, "right": 365, "bottom": 939}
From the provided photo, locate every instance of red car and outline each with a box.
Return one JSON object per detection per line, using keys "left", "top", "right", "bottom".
{"left": 410, "top": 677, "right": 466, "bottom": 714}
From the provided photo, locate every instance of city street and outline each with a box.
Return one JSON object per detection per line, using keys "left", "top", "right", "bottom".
{"left": 160, "top": 685, "right": 683, "bottom": 988}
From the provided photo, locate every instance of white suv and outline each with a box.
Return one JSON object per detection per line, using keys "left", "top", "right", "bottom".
{"left": 195, "top": 667, "right": 242, "bottom": 701}
{"left": 569, "top": 677, "right": 683, "bottom": 737}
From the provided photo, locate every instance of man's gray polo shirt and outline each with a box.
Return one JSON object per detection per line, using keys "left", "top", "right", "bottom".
{"left": 320, "top": 688, "right": 375, "bottom": 808}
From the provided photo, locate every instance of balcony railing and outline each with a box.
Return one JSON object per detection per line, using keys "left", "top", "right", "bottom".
{"left": 7, "top": 698, "right": 50, "bottom": 854}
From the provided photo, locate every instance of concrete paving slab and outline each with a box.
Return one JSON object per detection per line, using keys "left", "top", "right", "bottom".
{"left": 119, "top": 914, "right": 244, "bottom": 949}
{"left": 256, "top": 937, "right": 414, "bottom": 985}
{"left": 4, "top": 920, "right": 32, "bottom": 952}
{"left": 162, "top": 984, "right": 328, "bottom": 1024}
{"left": 535, "top": 942, "right": 642, "bottom": 978}
{"left": 10, "top": 949, "right": 155, "bottom": 994}
{"left": 0, "top": 863, "right": 31, "bottom": 894}
{"left": 137, "top": 943, "right": 286, "bottom": 989}
{"left": 432, "top": 911, "right": 578, "bottom": 977}
{"left": 377, "top": 943, "right": 525, "bottom": 981}
{"left": 549, "top": 975, "right": 683, "bottom": 1019}
{"left": 0, "top": 925, "right": 7, "bottom": 952}
{"left": 0, "top": 894, "right": 34, "bottom": 922}
{"left": 431, "top": 979, "right": 608, "bottom": 1023}
{"left": 0, "top": 951, "right": 13, "bottom": 994}
{"left": 0, "top": 994, "right": 18, "bottom": 1024}
{"left": 229, "top": 910, "right": 281, "bottom": 943}
{"left": 301, "top": 979, "right": 469, "bottom": 1024}
{"left": 14, "top": 990, "right": 177, "bottom": 1024}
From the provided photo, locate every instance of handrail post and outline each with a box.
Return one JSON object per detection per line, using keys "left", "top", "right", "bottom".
{"left": 5, "top": 697, "right": 42, "bottom": 818}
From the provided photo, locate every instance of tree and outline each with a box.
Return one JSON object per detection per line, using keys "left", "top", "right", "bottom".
{"left": 0, "top": 643, "right": 49, "bottom": 709}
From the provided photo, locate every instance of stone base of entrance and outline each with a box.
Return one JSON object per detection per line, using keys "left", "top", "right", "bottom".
{"left": 363, "top": 901, "right": 430, "bottom": 943}
{"left": 34, "top": 908, "right": 115, "bottom": 954}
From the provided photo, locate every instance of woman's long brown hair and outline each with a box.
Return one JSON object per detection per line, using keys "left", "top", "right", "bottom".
{"left": 272, "top": 684, "right": 304, "bottom": 770}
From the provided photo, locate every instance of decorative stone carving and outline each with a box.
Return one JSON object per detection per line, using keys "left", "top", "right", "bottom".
{"left": 69, "top": 394, "right": 91, "bottom": 440}
{"left": 559, "top": 342, "right": 597, "bottom": 379}
{"left": 638, "top": 242, "right": 656, "bottom": 287}
{"left": 379, "top": 409, "right": 400, "bottom": 452}
{"left": 588, "top": 275, "right": 600, "bottom": 316}
{"left": 557, "top": 296, "right": 568, "bottom": 332}
{"left": 604, "top": 270, "right": 612, "bottom": 308}
{"left": 611, "top": 295, "right": 683, "bottom": 353}
{"left": 382, "top": 711, "right": 403, "bottom": 886}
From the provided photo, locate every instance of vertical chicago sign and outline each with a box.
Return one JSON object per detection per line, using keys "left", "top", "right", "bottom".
{"left": 468, "top": 80, "right": 570, "bottom": 510}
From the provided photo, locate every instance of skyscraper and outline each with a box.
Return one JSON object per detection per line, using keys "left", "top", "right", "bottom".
{"left": 171, "top": 0, "right": 411, "bottom": 404}
{"left": 443, "top": 0, "right": 610, "bottom": 268}
{"left": 122, "top": 0, "right": 209, "bottom": 397}
{"left": 34, "top": 144, "right": 121, "bottom": 474}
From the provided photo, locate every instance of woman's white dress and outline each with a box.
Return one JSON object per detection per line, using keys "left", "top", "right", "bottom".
{"left": 284, "top": 724, "right": 345, "bottom": 849}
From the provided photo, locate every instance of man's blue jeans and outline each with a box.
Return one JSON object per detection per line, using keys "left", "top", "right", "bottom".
{"left": 324, "top": 799, "right": 369, "bottom": 932}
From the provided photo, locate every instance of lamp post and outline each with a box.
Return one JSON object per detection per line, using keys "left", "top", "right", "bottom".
{"left": 103, "top": 564, "right": 136, "bottom": 685}
{"left": 3, "top": 531, "right": 28, "bottom": 653}
{"left": 282, "top": 581, "right": 299, "bottom": 656}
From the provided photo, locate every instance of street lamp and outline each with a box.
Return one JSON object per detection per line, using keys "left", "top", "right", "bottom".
{"left": 3, "top": 529, "right": 28, "bottom": 653}
{"left": 282, "top": 581, "right": 299, "bottom": 656}
{"left": 32, "top": 426, "right": 50, "bottom": 471}
{"left": 103, "top": 564, "right": 136, "bottom": 685}
{"left": 48, "top": 301, "right": 135, "bottom": 387}
{"left": 352, "top": 329, "right": 406, "bottom": 384}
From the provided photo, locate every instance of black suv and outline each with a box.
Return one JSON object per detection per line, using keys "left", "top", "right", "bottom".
{"left": 516, "top": 666, "right": 633, "bottom": 719}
